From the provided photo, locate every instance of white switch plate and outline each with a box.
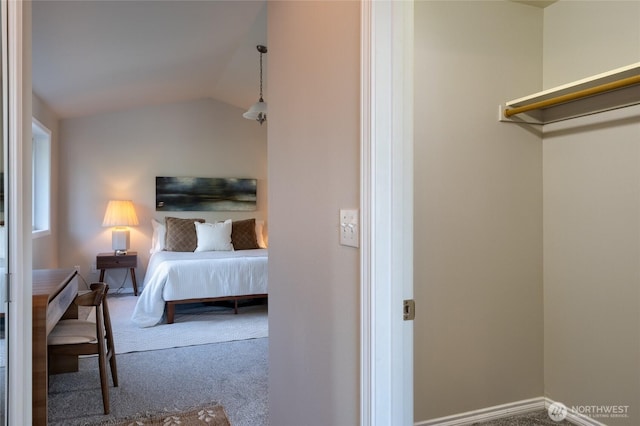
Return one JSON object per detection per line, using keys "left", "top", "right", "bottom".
{"left": 340, "top": 209, "right": 359, "bottom": 248}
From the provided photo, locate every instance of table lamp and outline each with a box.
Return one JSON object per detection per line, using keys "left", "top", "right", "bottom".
{"left": 102, "top": 200, "right": 139, "bottom": 255}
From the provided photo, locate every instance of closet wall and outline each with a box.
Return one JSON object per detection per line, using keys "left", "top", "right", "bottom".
{"left": 413, "top": 1, "right": 544, "bottom": 421}
{"left": 542, "top": 2, "right": 640, "bottom": 424}
{"left": 415, "top": 1, "right": 639, "bottom": 424}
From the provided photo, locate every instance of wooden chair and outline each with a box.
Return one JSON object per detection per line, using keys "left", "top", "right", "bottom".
{"left": 48, "top": 283, "right": 118, "bottom": 414}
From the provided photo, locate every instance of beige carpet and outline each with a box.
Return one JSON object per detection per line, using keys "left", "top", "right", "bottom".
{"left": 100, "top": 404, "right": 230, "bottom": 426}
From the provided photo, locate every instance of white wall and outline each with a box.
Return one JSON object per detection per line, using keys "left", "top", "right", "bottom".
{"left": 413, "top": 1, "right": 544, "bottom": 421}
{"left": 32, "top": 93, "right": 59, "bottom": 269}
{"left": 58, "top": 98, "right": 267, "bottom": 289}
{"left": 267, "top": 1, "right": 360, "bottom": 425}
{"left": 543, "top": 2, "right": 640, "bottom": 424}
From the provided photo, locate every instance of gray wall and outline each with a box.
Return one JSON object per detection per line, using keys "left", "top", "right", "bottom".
{"left": 543, "top": 2, "right": 640, "bottom": 425}
{"left": 413, "top": 1, "right": 544, "bottom": 421}
{"left": 267, "top": 1, "right": 361, "bottom": 425}
{"left": 542, "top": 1, "right": 640, "bottom": 90}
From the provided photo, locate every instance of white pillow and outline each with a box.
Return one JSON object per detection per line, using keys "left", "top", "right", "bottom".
{"left": 194, "top": 220, "right": 233, "bottom": 252}
{"left": 150, "top": 219, "right": 166, "bottom": 254}
{"left": 255, "top": 220, "right": 267, "bottom": 248}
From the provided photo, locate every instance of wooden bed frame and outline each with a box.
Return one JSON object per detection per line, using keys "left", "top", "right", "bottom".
{"left": 165, "top": 293, "right": 268, "bottom": 324}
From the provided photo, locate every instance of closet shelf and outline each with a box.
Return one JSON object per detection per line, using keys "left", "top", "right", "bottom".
{"left": 499, "top": 62, "right": 640, "bottom": 125}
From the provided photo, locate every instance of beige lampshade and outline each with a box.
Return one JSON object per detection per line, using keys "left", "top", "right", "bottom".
{"left": 102, "top": 200, "right": 138, "bottom": 254}
{"left": 102, "top": 200, "right": 139, "bottom": 227}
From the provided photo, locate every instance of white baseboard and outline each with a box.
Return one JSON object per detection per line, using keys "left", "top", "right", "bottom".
{"left": 414, "top": 397, "right": 610, "bottom": 426}
{"left": 415, "top": 397, "right": 545, "bottom": 426}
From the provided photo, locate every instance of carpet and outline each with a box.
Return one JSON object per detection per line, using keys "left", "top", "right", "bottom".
{"left": 48, "top": 339, "right": 268, "bottom": 426}
{"left": 99, "top": 404, "right": 230, "bottom": 426}
{"left": 105, "top": 294, "right": 268, "bottom": 353}
{"left": 474, "top": 409, "right": 573, "bottom": 425}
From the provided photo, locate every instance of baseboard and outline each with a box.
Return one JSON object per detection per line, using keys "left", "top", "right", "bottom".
{"left": 414, "top": 397, "right": 545, "bottom": 426}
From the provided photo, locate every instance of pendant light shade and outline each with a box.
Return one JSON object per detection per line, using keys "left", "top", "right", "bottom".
{"left": 243, "top": 98, "right": 267, "bottom": 124}
{"left": 244, "top": 45, "right": 267, "bottom": 125}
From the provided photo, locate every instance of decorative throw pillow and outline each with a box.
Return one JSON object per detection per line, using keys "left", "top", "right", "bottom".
{"left": 194, "top": 220, "right": 234, "bottom": 252}
{"left": 164, "top": 217, "right": 205, "bottom": 252}
{"left": 150, "top": 219, "right": 166, "bottom": 253}
{"left": 231, "top": 218, "right": 260, "bottom": 250}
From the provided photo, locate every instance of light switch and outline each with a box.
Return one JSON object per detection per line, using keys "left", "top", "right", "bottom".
{"left": 340, "top": 209, "right": 359, "bottom": 248}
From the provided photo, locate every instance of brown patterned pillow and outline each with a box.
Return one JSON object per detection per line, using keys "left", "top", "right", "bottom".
{"left": 164, "top": 217, "right": 205, "bottom": 252}
{"left": 231, "top": 218, "right": 260, "bottom": 250}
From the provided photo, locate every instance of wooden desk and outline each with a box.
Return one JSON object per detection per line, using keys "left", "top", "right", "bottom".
{"left": 32, "top": 268, "right": 78, "bottom": 426}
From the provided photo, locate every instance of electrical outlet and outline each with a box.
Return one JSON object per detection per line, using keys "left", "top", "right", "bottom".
{"left": 91, "top": 262, "right": 98, "bottom": 273}
{"left": 73, "top": 265, "right": 81, "bottom": 272}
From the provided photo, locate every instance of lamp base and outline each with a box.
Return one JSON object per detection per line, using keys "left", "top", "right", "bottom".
{"left": 112, "top": 228, "right": 130, "bottom": 255}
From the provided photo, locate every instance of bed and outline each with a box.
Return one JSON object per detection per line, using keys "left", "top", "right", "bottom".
{"left": 131, "top": 217, "right": 268, "bottom": 327}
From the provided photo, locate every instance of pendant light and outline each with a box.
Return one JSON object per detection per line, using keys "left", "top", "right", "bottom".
{"left": 243, "top": 45, "right": 268, "bottom": 125}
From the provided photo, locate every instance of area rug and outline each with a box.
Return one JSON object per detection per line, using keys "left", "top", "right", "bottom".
{"left": 100, "top": 404, "right": 230, "bottom": 426}
{"left": 98, "top": 295, "right": 268, "bottom": 354}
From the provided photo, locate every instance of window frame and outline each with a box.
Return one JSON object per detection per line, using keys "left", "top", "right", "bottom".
{"left": 31, "top": 117, "right": 51, "bottom": 238}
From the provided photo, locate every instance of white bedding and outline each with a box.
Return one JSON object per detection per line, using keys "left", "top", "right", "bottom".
{"left": 131, "top": 249, "right": 268, "bottom": 327}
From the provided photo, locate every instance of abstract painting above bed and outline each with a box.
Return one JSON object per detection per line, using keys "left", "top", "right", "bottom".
{"left": 155, "top": 176, "right": 257, "bottom": 211}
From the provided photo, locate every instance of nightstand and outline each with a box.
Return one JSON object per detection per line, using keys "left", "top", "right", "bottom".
{"left": 96, "top": 251, "right": 139, "bottom": 296}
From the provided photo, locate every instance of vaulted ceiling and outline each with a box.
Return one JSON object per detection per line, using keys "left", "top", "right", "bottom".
{"left": 32, "top": 0, "right": 267, "bottom": 119}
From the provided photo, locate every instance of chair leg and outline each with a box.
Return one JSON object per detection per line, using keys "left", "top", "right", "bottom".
{"left": 98, "top": 352, "right": 110, "bottom": 414}
{"left": 108, "top": 350, "right": 119, "bottom": 387}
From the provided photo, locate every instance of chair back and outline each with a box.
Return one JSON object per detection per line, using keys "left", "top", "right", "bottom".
{"left": 48, "top": 282, "right": 118, "bottom": 414}
{"left": 75, "top": 283, "right": 108, "bottom": 350}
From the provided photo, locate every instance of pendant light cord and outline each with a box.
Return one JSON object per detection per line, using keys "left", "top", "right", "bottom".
{"left": 259, "top": 50, "right": 264, "bottom": 102}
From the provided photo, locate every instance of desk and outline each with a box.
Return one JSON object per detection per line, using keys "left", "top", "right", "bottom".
{"left": 32, "top": 268, "right": 78, "bottom": 426}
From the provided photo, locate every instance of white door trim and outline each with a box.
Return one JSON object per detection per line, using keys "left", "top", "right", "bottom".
{"left": 5, "top": 0, "right": 33, "bottom": 425}
{"left": 360, "top": 1, "right": 414, "bottom": 425}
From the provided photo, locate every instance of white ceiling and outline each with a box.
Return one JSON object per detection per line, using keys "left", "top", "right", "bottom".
{"left": 32, "top": 0, "right": 267, "bottom": 119}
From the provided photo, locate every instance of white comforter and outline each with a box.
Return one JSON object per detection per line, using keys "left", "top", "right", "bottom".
{"left": 131, "top": 249, "right": 268, "bottom": 327}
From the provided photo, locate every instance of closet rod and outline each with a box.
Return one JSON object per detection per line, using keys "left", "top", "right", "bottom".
{"left": 504, "top": 74, "right": 640, "bottom": 118}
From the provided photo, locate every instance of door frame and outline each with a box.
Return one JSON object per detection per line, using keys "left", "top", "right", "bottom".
{"left": 360, "top": 1, "right": 414, "bottom": 425}
{"left": 5, "top": 0, "right": 33, "bottom": 425}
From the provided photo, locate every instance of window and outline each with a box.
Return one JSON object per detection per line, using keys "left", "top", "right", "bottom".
{"left": 32, "top": 118, "right": 51, "bottom": 237}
